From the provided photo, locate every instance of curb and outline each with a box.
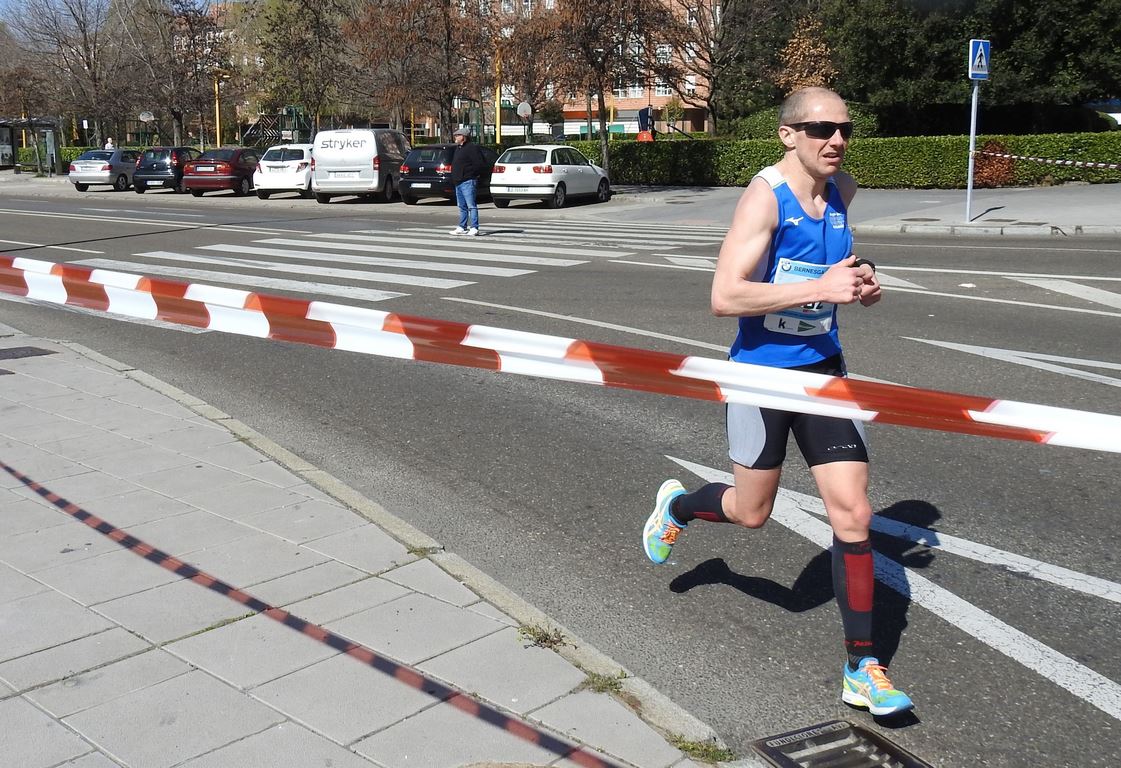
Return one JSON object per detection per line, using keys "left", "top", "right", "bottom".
{"left": 52, "top": 338, "right": 727, "bottom": 757}
{"left": 853, "top": 222, "right": 1121, "bottom": 237}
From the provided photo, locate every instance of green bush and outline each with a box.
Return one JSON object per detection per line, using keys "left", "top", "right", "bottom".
{"left": 571, "top": 131, "right": 1121, "bottom": 188}
{"left": 725, "top": 103, "right": 880, "bottom": 140}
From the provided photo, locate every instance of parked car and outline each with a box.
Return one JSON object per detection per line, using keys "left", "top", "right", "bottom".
{"left": 398, "top": 143, "right": 497, "bottom": 205}
{"left": 69, "top": 148, "right": 140, "bottom": 192}
{"left": 310, "top": 128, "right": 410, "bottom": 204}
{"left": 491, "top": 144, "right": 611, "bottom": 209}
{"left": 252, "top": 143, "right": 314, "bottom": 199}
{"left": 133, "top": 146, "right": 202, "bottom": 193}
{"left": 183, "top": 147, "right": 261, "bottom": 197}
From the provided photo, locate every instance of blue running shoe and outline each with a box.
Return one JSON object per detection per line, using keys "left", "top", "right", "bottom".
{"left": 643, "top": 479, "right": 687, "bottom": 564}
{"left": 842, "top": 657, "right": 913, "bottom": 716}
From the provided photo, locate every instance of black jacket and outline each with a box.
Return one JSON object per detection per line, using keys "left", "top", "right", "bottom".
{"left": 451, "top": 142, "right": 487, "bottom": 183}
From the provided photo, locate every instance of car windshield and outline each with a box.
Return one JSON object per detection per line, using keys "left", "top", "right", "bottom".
{"left": 407, "top": 148, "right": 451, "bottom": 164}
{"left": 262, "top": 148, "right": 306, "bottom": 161}
{"left": 143, "top": 150, "right": 171, "bottom": 161}
{"left": 198, "top": 149, "right": 236, "bottom": 161}
{"left": 77, "top": 151, "right": 113, "bottom": 161}
{"left": 499, "top": 149, "right": 548, "bottom": 164}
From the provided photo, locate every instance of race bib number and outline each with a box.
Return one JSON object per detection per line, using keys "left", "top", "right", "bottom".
{"left": 763, "top": 258, "right": 834, "bottom": 336}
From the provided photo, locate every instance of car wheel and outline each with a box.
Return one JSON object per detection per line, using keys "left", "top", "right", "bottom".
{"left": 315, "top": 193, "right": 331, "bottom": 204}
{"left": 134, "top": 184, "right": 146, "bottom": 194}
{"left": 493, "top": 198, "right": 510, "bottom": 209}
{"left": 74, "top": 183, "right": 89, "bottom": 192}
{"left": 546, "top": 183, "right": 566, "bottom": 209}
{"left": 190, "top": 189, "right": 204, "bottom": 197}
{"left": 235, "top": 177, "right": 251, "bottom": 197}
{"left": 401, "top": 194, "right": 418, "bottom": 205}
{"left": 256, "top": 189, "right": 271, "bottom": 200}
{"left": 113, "top": 175, "right": 129, "bottom": 192}
{"left": 596, "top": 178, "right": 611, "bottom": 203}
{"left": 381, "top": 176, "right": 395, "bottom": 203}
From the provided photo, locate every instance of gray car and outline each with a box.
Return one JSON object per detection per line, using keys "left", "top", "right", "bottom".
{"left": 68, "top": 149, "right": 140, "bottom": 192}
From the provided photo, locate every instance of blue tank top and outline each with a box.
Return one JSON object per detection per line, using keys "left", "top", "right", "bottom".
{"left": 729, "top": 166, "right": 852, "bottom": 368}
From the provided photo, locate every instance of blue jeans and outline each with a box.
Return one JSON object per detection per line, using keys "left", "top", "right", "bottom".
{"left": 455, "top": 179, "right": 479, "bottom": 229}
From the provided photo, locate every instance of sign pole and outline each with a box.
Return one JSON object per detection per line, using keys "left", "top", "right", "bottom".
{"left": 966, "top": 81, "right": 979, "bottom": 222}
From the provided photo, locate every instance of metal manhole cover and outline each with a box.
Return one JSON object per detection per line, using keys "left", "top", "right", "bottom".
{"left": 0, "top": 346, "right": 57, "bottom": 360}
{"left": 753, "top": 720, "right": 932, "bottom": 768}
{"left": 900, "top": 217, "right": 940, "bottom": 222}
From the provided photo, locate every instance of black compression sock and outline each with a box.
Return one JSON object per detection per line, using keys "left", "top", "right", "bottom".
{"left": 671, "top": 482, "right": 731, "bottom": 524}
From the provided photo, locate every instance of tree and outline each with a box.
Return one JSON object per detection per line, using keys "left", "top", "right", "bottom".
{"left": 490, "top": 2, "right": 567, "bottom": 137}
{"left": 553, "top": 0, "right": 664, "bottom": 171}
{"left": 773, "top": 16, "right": 837, "bottom": 94}
{"left": 246, "top": 0, "right": 348, "bottom": 134}
{"left": 650, "top": 0, "right": 781, "bottom": 134}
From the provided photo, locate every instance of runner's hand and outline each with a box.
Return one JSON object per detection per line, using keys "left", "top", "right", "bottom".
{"left": 819, "top": 255, "right": 866, "bottom": 304}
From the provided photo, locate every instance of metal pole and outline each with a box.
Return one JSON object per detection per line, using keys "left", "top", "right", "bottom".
{"left": 213, "top": 76, "right": 222, "bottom": 147}
{"left": 965, "top": 81, "right": 979, "bottom": 222}
{"left": 495, "top": 57, "right": 502, "bottom": 143}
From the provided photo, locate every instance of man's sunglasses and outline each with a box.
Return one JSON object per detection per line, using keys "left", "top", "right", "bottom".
{"left": 786, "top": 121, "right": 854, "bottom": 140}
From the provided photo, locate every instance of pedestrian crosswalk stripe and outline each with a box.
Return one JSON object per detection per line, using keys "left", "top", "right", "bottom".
{"left": 533, "top": 217, "right": 727, "bottom": 232}
{"left": 133, "top": 250, "right": 472, "bottom": 288}
{"left": 197, "top": 244, "right": 533, "bottom": 277}
{"left": 1010, "top": 278, "right": 1121, "bottom": 310}
{"left": 342, "top": 232, "right": 630, "bottom": 258}
{"left": 270, "top": 234, "right": 587, "bottom": 265}
{"left": 73, "top": 259, "right": 408, "bottom": 302}
{"left": 477, "top": 221, "right": 723, "bottom": 242}
{"left": 392, "top": 225, "right": 719, "bottom": 247}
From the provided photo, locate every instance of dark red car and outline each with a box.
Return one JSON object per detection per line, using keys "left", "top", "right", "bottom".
{"left": 183, "top": 147, "right": 261, "bottom": 197}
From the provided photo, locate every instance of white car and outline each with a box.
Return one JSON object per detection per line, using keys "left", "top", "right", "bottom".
{"left": 491, "top": 144, "right": 611, "bottom": 209}
{"left": 251, "top": 143, "right": 314, "bottom": 199}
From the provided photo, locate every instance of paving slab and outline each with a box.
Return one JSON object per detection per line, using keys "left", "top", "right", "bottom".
{"left": 242, "top": 497, "right": 367, "bottom": 543}
{"left": 0, "top": 696, "right": 95, "bottom": 768}
{"left": 302, "top": 523, "right": 414, "bottom": 573}
{"left": 63, "top": 670, "right": 285, "bottom": 768}
{"left": 247, "top": 560, "right": 370, "bottom": 608}
{"left": 284, "top": 573, "right": 409, "bottom": 624}
{"left": 382, "top": 557, "right": 481, "bottom": 606}
{"left": 31, "top": 547, "right": 182, "bottom": 605}
{"left": 0, "top": 628, "right": 150, "bottom": 692}
{"left": 180, "top": 722, "right": 378, "bottom": 767}
{"left": 179, "top": 530, "right": 330, "bottom": 587}
{"left": 27, "top": 648, "right": 191, "bottom": 718}
{"left": 94, "top": 577, "right": 255, "bottom": 644}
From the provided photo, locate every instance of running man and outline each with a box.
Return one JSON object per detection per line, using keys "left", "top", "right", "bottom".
{"left": 642, "top": 87, "right": 912, "bottom": 717}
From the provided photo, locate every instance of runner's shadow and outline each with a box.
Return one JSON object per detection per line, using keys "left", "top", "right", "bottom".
{"left": 669, "top": 499, "right": 943, "bottom": 669}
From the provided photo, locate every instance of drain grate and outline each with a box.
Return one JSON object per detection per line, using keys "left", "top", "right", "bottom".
{"left": 753, "top": 720, "right": 932, "bottom": 768}
{"left": 0, "top": 346, "right": 57, "bottom": 360}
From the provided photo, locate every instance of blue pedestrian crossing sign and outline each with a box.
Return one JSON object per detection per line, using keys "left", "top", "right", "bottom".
{"left": 968, "top": 39, "right": 990, "bottom": 80}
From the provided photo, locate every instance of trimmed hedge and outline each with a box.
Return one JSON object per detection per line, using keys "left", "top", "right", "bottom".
{"left": 570, "top": 131, "right": 1121, "bottom": 188}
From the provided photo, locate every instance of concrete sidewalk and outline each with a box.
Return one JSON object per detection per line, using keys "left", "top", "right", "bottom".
{"left": 0, "top": 322, "right": 731, "bottom": 768}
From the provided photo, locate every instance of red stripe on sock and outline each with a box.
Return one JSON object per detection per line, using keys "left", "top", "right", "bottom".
{"left": 843, "top": 551, "right": 874, "bottom": 612}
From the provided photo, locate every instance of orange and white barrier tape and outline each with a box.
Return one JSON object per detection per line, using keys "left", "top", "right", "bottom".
{"left": 976, "top": 150, "right": 1121, "bottom": 171}
{"left": 3, "top": 254, "right": 1120, "bottom": 453}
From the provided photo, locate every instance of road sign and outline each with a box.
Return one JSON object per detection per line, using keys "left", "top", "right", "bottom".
{"left": 969, "top": 38, "right": 990, "bottom": 80}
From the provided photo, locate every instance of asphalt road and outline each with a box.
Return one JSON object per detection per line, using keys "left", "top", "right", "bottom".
{"left": 2, "top": 189, "right": 1119, "bottom": 766}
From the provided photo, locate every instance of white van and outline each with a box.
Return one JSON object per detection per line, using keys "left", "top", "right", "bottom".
{"left": 310, "top": 128, "right": 411, "bottom": 204}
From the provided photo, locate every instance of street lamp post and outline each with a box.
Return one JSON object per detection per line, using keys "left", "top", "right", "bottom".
{"left": 213, "top": 75, "right": 222, "bottom": 147}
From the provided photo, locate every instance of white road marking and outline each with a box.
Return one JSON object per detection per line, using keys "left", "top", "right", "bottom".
{"left": 126, "top": 251, "right": 471, "bottom": 289}
{"left": 907, "top": 339, "right": 1121, "bottom": 388}
{"left": 860, "top": 241, "right": 1121, "bottom": 256}
{"left": 670, "top": 456, "right": 1121, "bottom": 721}
{"left": 79, "top": 207, "right": 207, "bottom": 218}
{"left": 878, "top": 265, "right": 1121, "bottom": 282}
{"left": 268, "top": 234, "right": 587, "bottom": 265}
{"left": 337, "top": 233, "right": 630, "bottom": 258}
{"left": 664, "top": 256, "right": 717, "bottom": 268}
{"left": 0, "top": 207, "right": 310, "bottom": 234}
{"left": 0, "top": 239, "right": 103, "bottom": 254}
{"left": 194, "top": 244, "right": 532, "bottom": 277}
{"left": 72, "top": 259, "right": 409, "bottom": 301}
{"left": 1011, "top": 278, "right": 1121, "bottom": 309}
{"left": 885, "top": 286, "right": 1121, "bottom": 318}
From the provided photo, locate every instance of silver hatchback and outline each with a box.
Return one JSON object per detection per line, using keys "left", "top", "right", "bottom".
{"left": 69, "top": 149, "right": 140, "bottom": 192}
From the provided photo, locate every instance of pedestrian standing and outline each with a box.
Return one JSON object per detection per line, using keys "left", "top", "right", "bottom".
{"left": 449, "top": 127, "right": 485, "bottom": 236}
{"left": 642, "top": 86, "right": 912, "bottom": 717}
{"left": 104, "top": 137, "right": 114, "bottom": 150}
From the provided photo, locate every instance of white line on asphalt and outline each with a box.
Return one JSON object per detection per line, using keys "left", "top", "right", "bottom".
{"left": 274, "top": 234, "right": 588, "bottom": 265}
{"left": 73, "top": 259, "right": 411, "bottom": 301}
{"left": 194, "top": 244, "right": 532, "bottom": 277}
{"left": 0, "top": 207, "right": 311, "bottom": 235}
{"left": 79, "top": 207, "right": 207, "bottom": 218}
{"left": 613, "top": 259, "right": 712, "bottom": 271}
{"left": 442, "top": 297, "right": 729, "bottom": 351}
{"left": 645, "top": 256, "right": 929, "bottom": 289}
{"left": 907, "top": 338, "right": 1121, "bottom": 388}
{"left": 129, "top": 251, "right": 472, "bottom": 289}
{"left": 338, "top": 232, "right": 630, "bottom": 258}
{"left": 535, "top": 217, "right": 727, "bottom": 232}
{"left": 859, "top": 241, "right": 1121, "bottom": 255}
{"left": 464, "top": 223, "right": 724, "bottom": 243}
{"left": 670, "top": 456, "right": 1121, "bottom": 721}
{"left": 0, "top": 239, "right": 103, "bottom": 254}
{"left": 0, "top": 291, "right": 210, "bottom": 332}
{"left": 885, "top": 286, "right": 1121, "bottom": 317}
{"left": 878, "top": 265, "right": 1121, "bottom": 282}
{"left": 1010, "top": 278, "right": 1121, "bottom": 309}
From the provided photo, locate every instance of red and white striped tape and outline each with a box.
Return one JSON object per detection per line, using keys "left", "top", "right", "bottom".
{"left": 976, "top": 151, "right": 1121, "bottom": 170}
{"left": 4, "top": 254, "right": 1120, "bottom": 453}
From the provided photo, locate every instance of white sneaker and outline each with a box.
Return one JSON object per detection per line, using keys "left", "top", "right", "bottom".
{"left": 450, "top": 227, "right": 467, "bottom": 235}
{"left": 466, "top": 227, "right": 479, "bottom": 237}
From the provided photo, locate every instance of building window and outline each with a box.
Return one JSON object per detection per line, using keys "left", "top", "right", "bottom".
{"left": 687, "top": 7, "right": 698, "bottom": 28}
{"left": 522, "top": 0, "right": 533, "bottom": 14}
{"left": 655, "top": 78, "right": 672, "bottom": 97}
{"left": 685, "top": 75, "right": 697, "bottom": 94}
{"left": 655, "top": 44, "right": 672, "bottom": 65}
{"left": 501, "top": 0, "right": 513, "bottom": 13}
{"left": 684, "top": 42, "right": 698, "bottom": 61}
